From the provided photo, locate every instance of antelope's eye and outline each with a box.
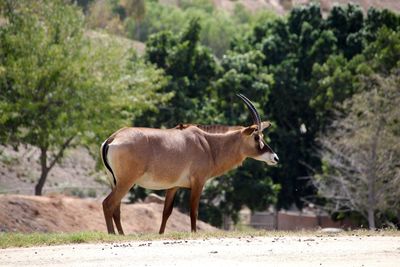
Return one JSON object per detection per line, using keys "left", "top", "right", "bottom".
{"left": 254, "top": 135, "right": 260, "bottom": 141}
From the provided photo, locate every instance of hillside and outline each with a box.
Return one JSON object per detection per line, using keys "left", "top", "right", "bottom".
{"left": 161, "top": 0, "right": 400, "bottom": 14}
{"left": 0, "top": 194, "right": 216, "bottom": 233}
{"left": 85, "top": 30, "right": 145, "bottom": 55}
{"left": 317, "top": 0, "right": 400, "bottom": 13}
{"left": 211, "top": 0, "right": 400, "bottom": 14}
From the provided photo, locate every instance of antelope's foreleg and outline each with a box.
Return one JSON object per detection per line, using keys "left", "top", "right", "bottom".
{"left": 159, "top": 187, "right": 179, "bottom": 234}
{"left": 189, "top": 183, "right": 204, "bottom": 233}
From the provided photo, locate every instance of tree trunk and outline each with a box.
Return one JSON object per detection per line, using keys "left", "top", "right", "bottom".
{"left": 367, "top": 208, "right": 376, "bottom": 230}
{"left": 35, "top": 147, "right": 49, "bottom": 196}
{"left": 366, "top": 120, "right": 382, "bottom": 230}
{"left": 34, "top": 137, "right": 74, "bottom": 196}
{"left": 367, "top": 173, "right": 376, "bottom": 230}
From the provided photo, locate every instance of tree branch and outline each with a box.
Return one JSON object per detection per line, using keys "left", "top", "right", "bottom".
{"left": 47, "top": 136, "right": 74, "bottom": 172}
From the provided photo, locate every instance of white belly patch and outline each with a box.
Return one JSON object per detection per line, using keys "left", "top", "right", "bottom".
{"left": 135, "top": 168, "right": 191, "bottom": 190}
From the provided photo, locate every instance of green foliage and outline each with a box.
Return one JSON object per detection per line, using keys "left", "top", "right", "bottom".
{"left": 310, "top": 26, "right": 400, "bottom": 130}
{"left": 364, "top": 7, "right": 400, "bottom": 42}
{"left": 1, "top": 0, "right": 95, "bottom": 147}
{"left": 310, "top": 54, "right": 360, "bottom": 128}
{"left": 232, "top": 3, "right": 400, "bottom": 210}
{"left": 142, "top": 19, "right": 219, "bottom": 126}
{"left": 326, "top": 4, "right": 364, "bottom": 59}
{"left": 0, "top": 0, "right": 167, "bottom": 194}
{"left": 126, "top": 1, "right": 232, "bottom": 55}
{"left": 105, "top": 0, "right": 277, "bottom": 58}
{"left": 363, "top": 27, "right": 400, "bottom": 74}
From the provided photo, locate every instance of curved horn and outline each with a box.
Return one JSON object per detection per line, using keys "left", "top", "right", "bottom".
{"left": 237, "top": 94, "right": 262, "bottom": 131}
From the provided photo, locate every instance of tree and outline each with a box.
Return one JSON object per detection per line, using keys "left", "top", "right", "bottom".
{"left": 143, "top": 19, "right": 219, "bottom": 127}
{"left": 312, "top": 72, "right": 400, "bottom": 229}
{"left": 326, "top": 4, "right": 364, "bottom": 59}
{"left": 0, "top": 0, "right": 167, "bottom": 195}
{"left": 310, "top": 54, "right": 364, "bottom": 130}
{"left": 233, "top": 4, "right": 400, "bottom": 210}
{"left": 364, "top": 7, "right": 400, "bottom": 43}
{"left": 310, "top": 26, "right": 400, "bottom": 131}
{"left": 1, "top": 1, "right": 93, "bottom": 195}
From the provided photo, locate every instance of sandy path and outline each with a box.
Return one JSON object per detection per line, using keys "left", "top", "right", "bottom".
{"left": 1, "top": 235, "right": 399, "bottom": 267}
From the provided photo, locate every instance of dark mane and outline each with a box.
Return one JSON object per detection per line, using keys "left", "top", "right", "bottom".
{"left": 175, "top": 124, "right": 243, "bottom": 133}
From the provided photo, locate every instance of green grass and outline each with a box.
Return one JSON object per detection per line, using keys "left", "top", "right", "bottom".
{"left": 1, "top": 229, "right": 399, "bottom": 249}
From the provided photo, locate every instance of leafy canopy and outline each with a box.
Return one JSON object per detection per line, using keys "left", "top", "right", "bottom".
{"left": 0, "top": 0, "right": 168, "bottom": 194}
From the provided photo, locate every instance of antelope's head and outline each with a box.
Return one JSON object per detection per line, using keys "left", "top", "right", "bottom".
{"left": 237, "top": 94, "right": 279, "bottom": 166}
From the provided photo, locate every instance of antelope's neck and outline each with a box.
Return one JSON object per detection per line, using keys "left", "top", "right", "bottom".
{"left": 205, "top": 131, "right": 245, "bottom": 177}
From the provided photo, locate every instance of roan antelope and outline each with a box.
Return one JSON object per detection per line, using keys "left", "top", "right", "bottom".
{"left": 100, "top": 94, "right": 279, "bottom": 234}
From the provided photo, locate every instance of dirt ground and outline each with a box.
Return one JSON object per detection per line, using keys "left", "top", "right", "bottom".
{"left": 0, "top": 195, "right": 216, "bottom": 233}
{"left": 1, "top": 235, "right": 400, "bottom": 267}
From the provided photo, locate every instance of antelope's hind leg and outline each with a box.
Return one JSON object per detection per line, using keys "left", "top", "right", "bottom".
{"left": 159, "top": 187, "right": 179, "bottom": 234}
{"left": 103, "top": 181, "right": 135, "bottom": 235}
{"left": 113, "top": 202, "right": 124, "bottom": 235}
{"left": 103, "top": 189, "right": 117, "bottom": 234}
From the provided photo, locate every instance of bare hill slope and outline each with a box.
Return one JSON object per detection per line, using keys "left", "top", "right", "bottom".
{"left": 164, "top": 0, "right": 400, "bottom": 14}
{"left": 0, "top": 194, "right": 216, "bottom": 233}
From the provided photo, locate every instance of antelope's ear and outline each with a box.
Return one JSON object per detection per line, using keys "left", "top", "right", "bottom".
{"left": 241, "top": 125, "right": 257, "bottom": 136}
{"left": 260, "top": 121, "right": 271, "bottom": 131}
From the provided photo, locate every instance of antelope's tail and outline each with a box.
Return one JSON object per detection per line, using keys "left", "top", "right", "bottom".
{"left": 101, "top": 138, "right": 116, "bottom": 187}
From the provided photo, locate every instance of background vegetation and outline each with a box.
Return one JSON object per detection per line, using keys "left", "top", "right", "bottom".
{"left": 0, "top": 0, "right": 399, "bottom": 229}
